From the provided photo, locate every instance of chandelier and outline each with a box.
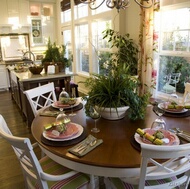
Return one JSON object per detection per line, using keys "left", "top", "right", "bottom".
{"left": 80, "top": 0, "right": 154, "bottom": 12}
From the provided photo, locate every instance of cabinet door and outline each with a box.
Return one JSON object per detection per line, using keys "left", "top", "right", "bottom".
{"left": 0, "top": 0, "right": 8, "bottom": 25}
{"left": 19, "top": 0, "right": 30, "bottom": 25}
{"left": 7, "top": 0, "right": 19, "bottom": 17}
{"left": 0, "top": 66, "right": 9, "bottom": 90}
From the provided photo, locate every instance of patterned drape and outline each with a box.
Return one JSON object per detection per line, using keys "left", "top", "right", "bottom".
{"left": 138, "top": 0, "right": 160, "bottom": 95}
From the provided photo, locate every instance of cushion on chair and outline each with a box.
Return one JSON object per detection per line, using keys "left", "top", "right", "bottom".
{"left": 34, "top": 156, "right": 90, "bottom": 189}
{"left": 108, "top": 176, "right": 179, "bottom": 189}
{"left": 163, "top": 83, "right": 176, "bottom": 94}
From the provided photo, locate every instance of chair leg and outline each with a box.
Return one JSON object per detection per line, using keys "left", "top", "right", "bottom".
{"left": 89, "top": 175, "right": 99, "bottom": 189}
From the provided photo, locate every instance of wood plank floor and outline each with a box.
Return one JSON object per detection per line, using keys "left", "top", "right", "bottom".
{"left": 0, "top": 90, "right": 106, "bottom": 189}
{"left": 0, "top": 90, "right": 41, "bottom": 189}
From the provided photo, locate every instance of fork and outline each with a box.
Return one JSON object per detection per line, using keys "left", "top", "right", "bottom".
{"left": 170, "top": 128, "right": 190, "bottom": 142}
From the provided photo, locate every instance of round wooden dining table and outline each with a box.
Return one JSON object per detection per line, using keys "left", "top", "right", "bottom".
{"left": 31, "top": 103, "right": 190, "bottom": 178}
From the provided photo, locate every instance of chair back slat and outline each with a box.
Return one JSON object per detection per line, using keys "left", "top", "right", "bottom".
{"left": 24, "top": 82, "right": 57, "bottom": 117}
{"left": 138, "top": 143, "right": 190, "bottom": 189}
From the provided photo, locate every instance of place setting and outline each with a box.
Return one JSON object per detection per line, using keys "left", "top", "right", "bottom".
{"left": 152, "top": 98, "right": 190, "bottom": 118}
{"left": 131, "top": 107, "right": 181, "bottom": 151}
{"left": 131, "top": 104, "right": 190, "bottom": 151}
{"left": 39, "top": 96, "right": 84, "bottom": 117}
{"left": 40, "top": 105, "right": 103, "bottom": 157}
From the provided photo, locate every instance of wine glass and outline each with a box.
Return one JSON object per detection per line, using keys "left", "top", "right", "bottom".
{"left": 69, "top": 89, "right": 77, "bottom": 117}
{"left": 89, "top": 107, "right": 100, "bottom": 133}
{"left": 56, "top": 108, "right": 66, "bottom": 122}
{"left": 151, "top": 105, "right": 166, "bottom": 130}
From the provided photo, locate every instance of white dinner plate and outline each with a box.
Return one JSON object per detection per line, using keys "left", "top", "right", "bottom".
{"left": 158, "top": 102, "right": 188, "bottom": 114}
{"left": 43, "top": 123, "right": 83, "bottom": 141}
{"left": 134, "top": 128, "right": 180, "bottom": 146}
{"left": 52, "top": 97, "right": 81, "bottom": 109}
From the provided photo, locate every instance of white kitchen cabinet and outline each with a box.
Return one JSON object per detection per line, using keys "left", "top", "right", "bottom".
{"left": 0, "top": 0, "right": 8, "bottom": 25}
{"left": 19, "top": 0, "right": 30, "bottom": 25}
{"left": 0, "top": 65, "right": 9, "bottom": 90}
{"left": 0, "top": 0, "right": 30, "bottom": 26}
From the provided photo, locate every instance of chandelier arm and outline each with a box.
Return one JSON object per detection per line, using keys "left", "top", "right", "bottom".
{"left": 88, "top": 0, "right": 107, "bottom": 10}
{"left": 80, "top": 0, "right": 96, "bottom": 4}
{"left": 80, "top": 0, "right": 153, "bottom": 11}
{"left": 106, "top": 0, "right": 115, "bottom": 9}
{"left": 134, "top": 0, "right": 153, "bottom": 8}
{"left": 120, "top": 0, "right": 130, "bottom": 9}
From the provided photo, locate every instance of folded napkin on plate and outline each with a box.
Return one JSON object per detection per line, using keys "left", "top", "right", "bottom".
{"left": 39, "top": 110, "right": 59, "bottom": 117}
{"left": 68, "top": 134, "right": 103, "bottom": 157}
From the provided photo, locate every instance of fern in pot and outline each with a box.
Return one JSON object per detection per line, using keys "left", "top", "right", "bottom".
{"left": 82, "top": 64, "right": 150, "bottom": 120}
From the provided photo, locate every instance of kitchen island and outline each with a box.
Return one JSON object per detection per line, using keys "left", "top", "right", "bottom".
{"left": 7, "top": 68, "right": 76, "bottom": 127}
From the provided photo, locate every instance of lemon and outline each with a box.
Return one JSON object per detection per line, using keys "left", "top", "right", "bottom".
{"left": 44, "top": 124, "right": 52, "bottom": 130}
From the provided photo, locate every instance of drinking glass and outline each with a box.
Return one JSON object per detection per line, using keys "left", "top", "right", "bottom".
{"left": 151, "top": 106, "right": 166, "bottom": 130}
{"left": 69, "top": 89, "right": 77, "bottom": 117}
{"left": 56, "top": 108, "right": 66, "bottom": 122}
{"left": 90, "top": 108, "right": 100, "bottom": 133}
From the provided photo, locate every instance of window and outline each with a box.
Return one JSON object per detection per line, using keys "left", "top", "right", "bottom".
{"left": 62, "top": 29, "right": 72, "bottom": 72}
{"left": 155, "top": 3, "right": 190, "bottom": 98}
{"left": 61, "top": 0, "right": 115, "bottom": 76}
{"left": 75, "top": 24, "right": 89, "bottom": 73}
{"left": 92, "top": 20, "right": 112, "bottom": 73}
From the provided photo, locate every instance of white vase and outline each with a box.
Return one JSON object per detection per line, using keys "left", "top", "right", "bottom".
{"left": 95, "top": 106, "right": 129, "bottom": 120}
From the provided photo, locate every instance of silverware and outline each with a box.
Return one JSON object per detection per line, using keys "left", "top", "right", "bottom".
{"left": 73, "top": 139, "right": 97, "bottom": 153}
{"left": 78, "top": 139, "right": 97, "bottom": 154}
{"left": 169, "top": 128, "right": 190, "bottom": 142}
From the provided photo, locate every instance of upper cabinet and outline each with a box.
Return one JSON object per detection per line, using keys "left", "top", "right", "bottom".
{"left": 30, "top": 2, "right": 54, "bottom": 17}
{"left": 29, "top": 2, "right": 56, "bottom": 46}
{"left": 0, "top": 0, "right": 9, "bottom": 25}
{"left": 0, "top": 0, "right": 30, "bottom": 26}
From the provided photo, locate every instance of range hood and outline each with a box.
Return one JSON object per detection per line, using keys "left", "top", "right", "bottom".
{"left": 0, "top": 33, "right": 30, "bottom": 61}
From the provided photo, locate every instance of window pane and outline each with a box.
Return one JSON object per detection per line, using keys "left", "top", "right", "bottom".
{"left": 158, "top": 55, "right": 190, "bottom": 94}
{"left": 74, "top": 3, "right": 88, "bottom": 19}
{"left": 61, "top": 10, "right": 71, "bottom": 23}
{"left": 162, "top": 8, "right": 190, "bottom": 30}
{"left": 91, "top": 1, "right": 111, "bottom": 15}
{"left": 161, "top": 8, "right": 190, "bottom": 52}
{"left": 75, "top": 24, "right": 89, "bottom": 73}
{"left": 63, "top": 30, "right": 72, "bottom": 72}
{"left": 92, "top": 20, "right": 111, "bottom": 49}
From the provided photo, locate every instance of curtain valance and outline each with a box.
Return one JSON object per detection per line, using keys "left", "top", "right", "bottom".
{"left": 60, "top": 0, "right": 71, "bottom": 12}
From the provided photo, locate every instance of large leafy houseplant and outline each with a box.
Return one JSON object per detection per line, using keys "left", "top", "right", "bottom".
{"left": 82, "top": 29, "right": 150, "bottom": 120}
{"left": 102, "top": 29, "right": 139, "bottom": 75}
{"left": 83, "top": 64, "right": 150, "bottom": 120}
{"left": 42, "top": 38, "right": 71, "bottom": 72}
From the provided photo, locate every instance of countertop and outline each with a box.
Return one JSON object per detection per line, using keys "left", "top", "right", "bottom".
{"left": 7, "top": 66, "right": 76, "bottom": 82}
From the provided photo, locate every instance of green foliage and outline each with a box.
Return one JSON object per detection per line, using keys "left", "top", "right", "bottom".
{"left": 102, "top": 29, "right": 139, "bottom": 75}
{"left": 158, "top": 56, "right": 190, "bottom": 93}
{"left": 81, "top": 65, "right": 150, "bottom": 120}
{"left": 42, "top": 38, "right": 71, "bottom": 67}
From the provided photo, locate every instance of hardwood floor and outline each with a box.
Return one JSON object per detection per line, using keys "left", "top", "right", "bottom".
{"left": 0, "top": 90, "right": 40, "bottom": 189}
{"left": 0, "top": 90, "right": 106, "bottom": 189}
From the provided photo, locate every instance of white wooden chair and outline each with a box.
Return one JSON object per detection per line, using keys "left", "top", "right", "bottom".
{"left": 105, "top": 143, "right": 190, "bottom": 189}
{"left": 163, "top": 73, "right": 181, "bottom": 94}
{"left": 183, "top": 83, "right": 190, "bottom": 105}
{"left": 0, "top": 114, "right": 96, "bottom": 189}
{"left": 24, "top": 82, "right": 57, "bottom": 117}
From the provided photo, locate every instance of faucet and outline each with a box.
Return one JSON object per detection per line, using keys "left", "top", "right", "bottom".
{"left": 23, "top": 51, "right": 35, "bottom": 62}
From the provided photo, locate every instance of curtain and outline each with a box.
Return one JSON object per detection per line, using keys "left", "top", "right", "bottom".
{"left": 61, "top": 0, "right": 71, "bottom": 12}
{"left": 138, "top": 0, "right": 160, "bottom": 96}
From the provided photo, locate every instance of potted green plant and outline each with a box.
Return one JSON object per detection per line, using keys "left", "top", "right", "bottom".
{"left": 102, "top": 29, "right": 139, "bottom": 75}
{"left": 81, "top": 29, "right": 150, "bottom": 120}
{"left": 42, "top": 38, "right": 71, "bottom": 72}
{"left": 82, "top": 64, "right": 150, "bottom": 120}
